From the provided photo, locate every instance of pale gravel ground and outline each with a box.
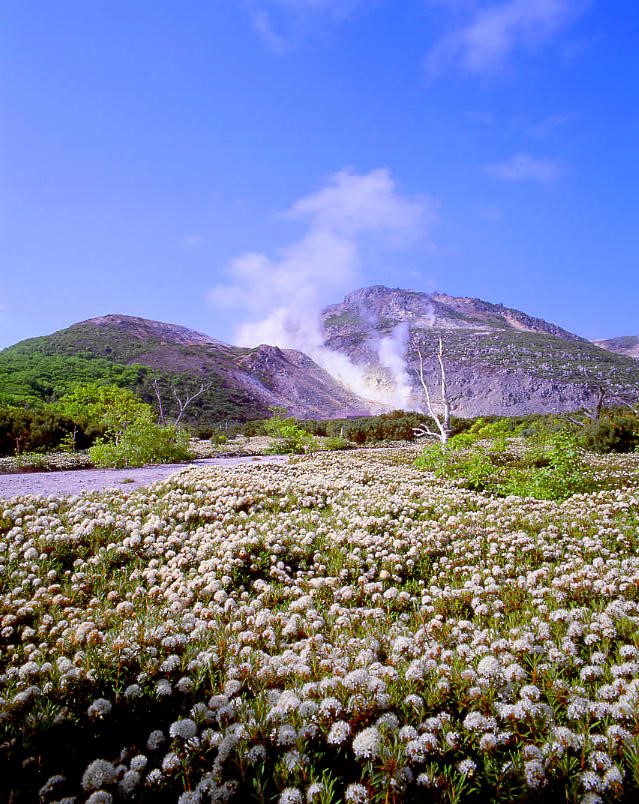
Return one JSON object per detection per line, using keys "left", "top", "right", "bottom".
{"left": 0, "top": 455, "right": 288, "bottom": 500}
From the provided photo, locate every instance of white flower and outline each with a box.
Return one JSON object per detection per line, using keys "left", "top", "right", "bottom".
{"left": 169, "top": 718, "right": 197, "bottom": 740}
{"left": 82, "top": 759, "right": 116, "bottom": 792}
{"left": 87, "top": 698, "right": 112, "bottom": 719}
{"left": 327, "top": 721, "right": 350, "bottom": 745}
{"left": 161, "top": 752, "right": 180, "bottom": 773}
{"left": 277, "top": 724, "right": 297, "bottom": 746}
{"left": 477, "top": 655, "right": 501, "bottom": 677}
{"left": 457, "top": 759, "right": 476, "bottom": 776}
{"left": 146, "top": 730, "right": 165, "bottom": 751}
{"left": 86, "top": 792, "right": 113, "bottom": 804}
{"left": 352, "top": 726, "right": 381, "bottom": 760}
{"left": 345, "top": 782, "right": 369, "bottom": 803}
{"left": 130, "top": 755, "right": 147, "bottom": 772}
{"left": 118, "top": 769, "right": 141, "bottom": 797}
{"left": 279, "top": 787, "right": 303, "bottom": 804}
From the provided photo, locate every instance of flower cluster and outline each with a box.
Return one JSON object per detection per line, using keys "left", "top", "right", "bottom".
{"left": 1, "top": 447, "right": 638, "bottom": 801}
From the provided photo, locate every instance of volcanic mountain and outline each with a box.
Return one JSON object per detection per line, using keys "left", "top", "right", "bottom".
{"left": 593, "top": 335, "right": 639, "bottom": 361}
{"left": 2, "top": 288, "right": 638, "bottom": 422}
{"left": 0, "top": 314, "right": 376, "bottom": 422}
{"left": 319, "top": 286, "right": 639, "bottom": 417}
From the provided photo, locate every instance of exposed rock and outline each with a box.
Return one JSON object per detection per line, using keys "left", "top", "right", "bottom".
{"left": 320, "top": 286, "right": 639, "bottom": 417}
{"left": 593, "top": 335, "right": 639, "bottom": 360}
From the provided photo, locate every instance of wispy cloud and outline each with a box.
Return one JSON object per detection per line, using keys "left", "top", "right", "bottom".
{"left": 184, "top": 234, "right": 204, "bottom": 248}
{"left": 251, "top": 9, "right": 291, "bottom": 52}
{"left": 484, "top": 153, "right": 563, "bottom": 183}
{"left": 478, "top": 205, "right": 504, "bottom": 222}
{"left": 526, "top": 112, "right": 573, "bottom": 137}
{"left": 247, "top": 0, "right": 369, "bottom": 50}
{"left": 426, "top": 0, "right": 588, "bottom": 77}
{"left": 207, "top": 168, "right": 438, "bottom": 401}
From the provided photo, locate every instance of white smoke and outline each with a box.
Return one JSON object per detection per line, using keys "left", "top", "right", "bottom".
{"left": 378, "top": 322, "right": 414, "bottom": 409}
{"left": 207, "top": 168, "right": 439, "bottom": 406}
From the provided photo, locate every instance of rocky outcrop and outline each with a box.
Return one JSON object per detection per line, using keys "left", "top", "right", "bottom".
{"left": 593, "top": 335, "right": 639, "bottom": 360}
{"left": 320, "top": 286, "right": 639, "bottom": 417}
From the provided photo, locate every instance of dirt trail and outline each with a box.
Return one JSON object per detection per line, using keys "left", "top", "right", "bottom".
{"left": 0, "top": 456, "right": 288, "bottom": 500}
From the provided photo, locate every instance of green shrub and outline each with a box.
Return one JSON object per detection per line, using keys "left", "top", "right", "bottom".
{"left": 89, "top": 421, "right": 192, "bottom": 468}
{"left": 580, "top": 414, "right": 639, "bottom": 454}
{"left": 414, "top": 441, "right": 495, "bottom": 491}
{"left": 415, "top": 429, "right": 596, "bottom": 501}
{"left": 264, "top": 410, "right": 319, "bottom": 455}
{"left": 467, "top": 417, "right": 525, "bottom": 439}
{"left": 15, "top": 451, "right": 49, "bottom": 470}
{"left": 321, "top": 435, "right": 352, "bottom": 451}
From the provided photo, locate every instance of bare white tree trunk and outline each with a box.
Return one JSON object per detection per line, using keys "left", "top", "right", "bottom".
{"left": 413, "top": 337, "right": 453, "bottom": 447}
{"left": 151, "top": 378, "right": 166, "bottom": 426}
{"left": 172, "top": 382, "right": 212, "bottom": 427}
{"left": 151, "top": 378, "right": 212, "bottom": 427}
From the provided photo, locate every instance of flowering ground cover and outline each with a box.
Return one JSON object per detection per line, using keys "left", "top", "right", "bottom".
{"left": 1, "top": 447, "right": 639, "bottom": 802}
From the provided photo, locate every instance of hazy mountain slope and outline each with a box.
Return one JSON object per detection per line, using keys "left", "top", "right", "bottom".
{"left": 321, "top": 286, "right": 639, "bottom": 417}
{"left": 0, "top": 315, "right": 374, "bottom": 422}
{"left": 593, "top": 335, "right": 639, "bottom": 360}
{"left": 3, "top": 294, "right": 638, "bottom": 422}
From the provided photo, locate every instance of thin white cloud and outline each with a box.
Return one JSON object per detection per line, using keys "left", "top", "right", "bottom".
{"left": 207, "top": 168, "right": 438, "bottom": 402}
{"left": 184, "top": 234, "right": 204, "bottom": 248}
{"left": 426, "top": 0, "right": 588, "bottom": 77}
{"left": 527, "top": 112, "right": 573, "bottom": 137}
{"left": 247, "top": 0, "right": 370, "bottom": 50}
{"left": 251, "top": 9, "right": 291, "bottom": 52}
{"left": 484, "top": 153, "right": 563, "bottom": 183}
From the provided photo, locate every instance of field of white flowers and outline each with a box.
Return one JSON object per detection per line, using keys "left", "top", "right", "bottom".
{"left": 1, "top": 447, "right": 639, "bottom": 803}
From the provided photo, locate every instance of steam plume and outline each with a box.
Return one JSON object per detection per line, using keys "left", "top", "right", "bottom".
{"left": 207, "top": 168, "right": 438, "bottom": 406}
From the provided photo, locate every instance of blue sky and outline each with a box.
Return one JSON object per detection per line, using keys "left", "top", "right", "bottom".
{"left": 1, "top": 0, "right": 637, "bottom": 350}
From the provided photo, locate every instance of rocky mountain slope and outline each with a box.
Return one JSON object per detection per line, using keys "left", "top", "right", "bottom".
{"left": 3, "top": 289, "right": 638, "bottom": 422}
{"left": 320, "top": 286, "right": 639, "bottom": 417}
{"left": 0, "top": 315, "right": 374, "bottom": 422}
{"left": 593, "top": 335, "right": 639, "bottom": 360}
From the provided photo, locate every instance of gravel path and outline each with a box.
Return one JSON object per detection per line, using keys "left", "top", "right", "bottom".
{"left": 0, "top": 456, "right": 288, "bottom": 500}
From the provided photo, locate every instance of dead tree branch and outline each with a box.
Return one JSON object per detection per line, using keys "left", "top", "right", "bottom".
{"left": 413, "top": 337, "right": 455, "bottom": 447}
{"left": 151, "top": 378, "right": 213, "bottom": 427}
{"left": 172, "top": 382, "right": 212, "bottom": 427}
{"left": 151, "top": 378, "right": 166, "bottom": 426}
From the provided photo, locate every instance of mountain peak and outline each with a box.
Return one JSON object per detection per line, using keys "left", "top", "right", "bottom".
{"left": 594, "top": 335, "right": 639, "bottom": 360}
{"left": 324, "top": 285, "right": 584, "bottom": 341}
{"left": 72, "top": 314, "right": 226, "bottom": 347}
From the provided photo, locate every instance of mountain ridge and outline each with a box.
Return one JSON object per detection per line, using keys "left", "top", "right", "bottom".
{"left": 593, "top": 335, "right": 639, "bottom": 360}
{"left": 319, "top": 286, "right": 639, "bottom": 417}
{"left": 2, "top": 286, "right": 638, "bottom": 421}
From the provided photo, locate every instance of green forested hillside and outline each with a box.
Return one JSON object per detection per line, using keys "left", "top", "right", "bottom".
{"left": 0, "top": 327, "right": 268, "bottom": 425}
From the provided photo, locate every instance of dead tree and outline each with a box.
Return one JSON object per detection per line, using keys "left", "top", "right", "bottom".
{"left": 172, "top": 382, "right": 212, "bottom": 427}
{"left": 151, "top": 377, "right": 212, "bottom": 427}
{"left": 568, "top": 385, "right": 638, "bottom": 428}
{"left": 413, "top": 337, "right": 456, "bottom": 447}
{"left": 151, "top": 379, "right": 167, "bottom": 426}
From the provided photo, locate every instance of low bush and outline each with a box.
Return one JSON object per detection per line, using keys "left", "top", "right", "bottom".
{"left": 580, "top": 413, "right": 639, "bottom": 454}
{"left": 416, "top": 429, "right": 596, "bottom": 501}
{"left": 264, "top": 410, "right": 319, "bottom": 455}
{"left": 320, "top": 435, "right": 353, "bottom": 451}
{"left": 89, "top": 421, "right": 193, "bottom": 468}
